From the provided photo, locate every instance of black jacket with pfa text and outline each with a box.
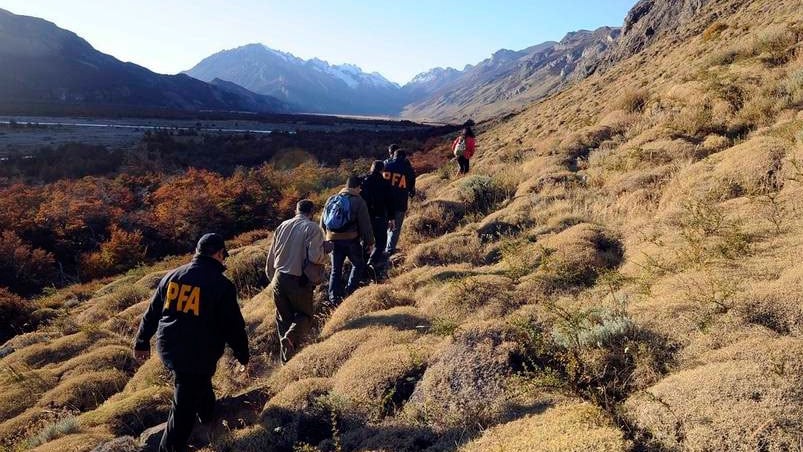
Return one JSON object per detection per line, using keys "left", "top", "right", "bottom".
{"left": 361, "top": 171, "right": 395, "bottom": 219}
{"left": 383, "top": 156, "right": 416, "bottom": 212}
{"left": 134, "top": 255, "right": 249, "bottom": 375}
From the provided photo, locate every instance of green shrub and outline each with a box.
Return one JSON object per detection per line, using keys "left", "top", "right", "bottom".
{"left": 24, "top": 416, "right": 79, "bottom": 448}
{"left": 457, "top": 175, "right": 511, "bottom": 215}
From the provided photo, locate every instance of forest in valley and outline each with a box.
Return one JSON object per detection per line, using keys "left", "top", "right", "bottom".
{"left": 0, "top": 125, "right": 457, "bottom": 299}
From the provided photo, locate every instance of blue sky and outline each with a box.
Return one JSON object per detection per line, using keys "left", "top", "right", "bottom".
{"left": 3, "top": 0, "right": 637, "bottom": 84}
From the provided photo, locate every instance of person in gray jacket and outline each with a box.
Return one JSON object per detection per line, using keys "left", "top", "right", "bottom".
{"left": 266, "top": 200, "right": 330, "bottom": 363}
{"left": 321, "top": 176, "right": 374, "bottom": 305}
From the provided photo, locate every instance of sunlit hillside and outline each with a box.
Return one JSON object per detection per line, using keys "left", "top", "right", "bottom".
{"left": 2, "top": 0, "right": 803, "bottom": 451}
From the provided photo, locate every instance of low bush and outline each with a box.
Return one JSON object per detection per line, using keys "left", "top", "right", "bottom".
{"left": 0, "top": 287, "right": 36, "bottom": 343}
{"left": 24, "top": 416, "right": 80, "bottom": 449}
{"left": 616, "top": 89, "right": 649, "bottom": 114}
{"left": 457, "top": 175, "right": 511, "bottom": 215}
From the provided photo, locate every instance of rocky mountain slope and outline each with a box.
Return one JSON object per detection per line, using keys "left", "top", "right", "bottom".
{"left": 402, "top": 27, "right": 620, "bottom": 122}
{"left": 185, "top": 44, "right": 405, "bottom": 115}
{"left": 0, "top": 9, "right": 288, "bottom": 114}
{"left": 185, "top": 28, "right": 620, "bottom": 121}
{"left": 2, "top": 0, "right": 803, "bottom": 451}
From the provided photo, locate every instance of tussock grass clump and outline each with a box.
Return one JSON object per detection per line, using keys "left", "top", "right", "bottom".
{"left": 417, "top": 275, "right": 518, "bottom": 324}
{"left": 240, "top": 289, "right": 279, "bottom": 360}
{"left": 5, "top": 330, "right": 115, "bottom": 368}
{"left": 624, "top": 339, "right": 803, "bottom": 451}
{"left": 405, "top": 321, "right": 523, "bottom": 432}
{"left": 123, "top": 355, "right": 171, "bottom": 392}
{"left": 520, "top": 223, "right": 624, "bottom": 293}
{"left": 558, "top": 125, "right": 614, "bottom": 161}
{"left": 407, "top": 231, "right": 486, "bottom": 267}
{"left": 29, "top": 431, "right": 113, "bottom": 452}
{"left": 404, "top": 200, "right": 466, "bottom": 239}
{"left": 335, "top": 306, "right": 430, "bottom": 333}
{"left": 226, "top": 244, "right": 270, "bottom": 298}
{"left": 38, "top": 369, "right": 128, "bottom": 411}
{"left": 259, "top": 378, "right": 334, "bottom": 451}
{"left": 270, "top": 327, "right": 420, "bottom": 391}
{"left": 55, "top": 344, "right": 135, "bottom": 378}
{"left": 321, "top": 285, "right": 415, "bottom": 337}
{"left": 76, "top": 284, "right": 150, "bottom": 325}
{"left": 456, "top": 175, "right": 512, "bottom": 215}
{"left": 133, "top": 270, "right": 168, "bottom": 290}
{"left": 661, "top": 136, "right": 787, "bottom": 208}
{"left": 459, "top": 402, "right": 627, "bottom": 452}
{"left": 332, "top": 343, "right": 431, "bottom": 420}
{"left": 78, "top": 385, "right": 172, "bottom": 435}
{"left": 615, "top": 88, "right": 649, "bottom": 114}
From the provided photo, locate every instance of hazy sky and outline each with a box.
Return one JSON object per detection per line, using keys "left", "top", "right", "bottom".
{"left": 3, "top": 0, "right": 638, "bottom": 84}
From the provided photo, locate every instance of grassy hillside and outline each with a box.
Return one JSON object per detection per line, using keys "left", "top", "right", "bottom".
{"left": 2, "top": 0, "right": 803, "bottom": 451}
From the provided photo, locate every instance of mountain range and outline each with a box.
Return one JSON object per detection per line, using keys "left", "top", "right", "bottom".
{"left": 0, "top": 9, "right": 289, "bottom": 115}
{"left": 185, "top": 28, "right": 620, "bottom": 121}
{"left": 0, "top": 7, "right": 649, "bottom": 122}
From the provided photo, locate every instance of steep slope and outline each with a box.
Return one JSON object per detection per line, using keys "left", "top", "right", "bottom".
{"left": 402, "top": 27, "right": 620, "bottom": 122}
{"left": 2, "top": 0, "right": 803, "bottom": 451}
{"left": 0, "top": 9, "right": 288, "bottom": 114}
{"left": 185, "top": 44, "right": 405, "bottom": 115}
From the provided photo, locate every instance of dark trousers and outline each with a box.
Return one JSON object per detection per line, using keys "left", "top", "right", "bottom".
{"left": 457, "top": 156, "right": 470, "bottom": 174}
{"left": 369, "top": 216, "right": 389, "bottom": 269}
{"left": 329, "top": 239, "right": 365, "bottom": 303}
{"left": 273, "top": 272, "right": 314, "bottom": 363}
{"left": 160, "top": 371, "right": 215, "bottom": 452}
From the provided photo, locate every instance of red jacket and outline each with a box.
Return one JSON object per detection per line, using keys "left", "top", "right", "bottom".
{"left": 452, "top": 136, "right": 476, "bottom": 159}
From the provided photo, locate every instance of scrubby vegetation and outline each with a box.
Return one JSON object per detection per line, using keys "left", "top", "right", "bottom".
{"left": 2, "top": 1, "right": 803, "bottom": 451}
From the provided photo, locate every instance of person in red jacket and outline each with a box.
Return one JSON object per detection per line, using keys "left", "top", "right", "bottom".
{"left": 451, "top": 123, "right": 476, "bottom": 175}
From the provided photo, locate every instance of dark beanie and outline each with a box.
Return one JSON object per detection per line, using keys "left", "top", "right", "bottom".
{"left": 196, "top": 233, "right": 228, "bottom": 258}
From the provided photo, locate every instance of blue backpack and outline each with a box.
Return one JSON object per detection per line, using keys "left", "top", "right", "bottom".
{"left": 323, "top": 194, "right": 353, "bottom": 232}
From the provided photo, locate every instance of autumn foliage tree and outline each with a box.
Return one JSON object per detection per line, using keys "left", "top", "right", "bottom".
{"left": 0, "top": 287, "right": 34, "bottom": 343}
{"left": 0, "top": 231, "right": 55, "bottom": 295}
{"left": 80, "top": 226, "right": 147, "bottom": 279}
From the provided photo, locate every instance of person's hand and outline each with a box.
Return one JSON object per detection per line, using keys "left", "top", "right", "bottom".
{"left": 388, "top": 219, "right": 396, "bottom": 231}
{"left": 238, "top": 361, "right": 252, "bottom": 378}
{"left": 133, "top": 349, "right": 150, "bottom": 363}
{"left": 323, "top": 241, "right": 334, "bottom": 254}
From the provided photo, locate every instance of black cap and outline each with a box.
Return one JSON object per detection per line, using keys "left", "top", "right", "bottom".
{"left": 196, "top": 233, "right": 228, "bottom": 258}
{"left": 388, "top": 144, "right": 399, "bottom": 154}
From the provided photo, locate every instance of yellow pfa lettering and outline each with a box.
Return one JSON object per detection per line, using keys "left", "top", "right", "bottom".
{"left": 386, "top": 172, "right": 407, "bottom": 189}
{"left": 165, "top": 282, "right": 180, "bottom": 309}
{"left": 177, "top": 284, "right": 192, "bottom": 311}
{"left": 164, "top": 282, "right": 201, "bottom": 316}
{"left": 183, "top": 287, "right": 201, "bottom": 315}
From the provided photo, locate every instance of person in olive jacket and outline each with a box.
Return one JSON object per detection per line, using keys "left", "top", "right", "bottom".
{"left": 133, "top": 233, "right": 249, "bottom": 452}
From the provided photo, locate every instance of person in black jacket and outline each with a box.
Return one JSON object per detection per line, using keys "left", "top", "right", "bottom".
{"left": 361, "top": 160, "right": 395, "bottom": 279}
{"left": 133, "top": 233, "right": 249, "bottom": 452}
{"left": 383, "top": 146, "right": 416, "bottom": 255}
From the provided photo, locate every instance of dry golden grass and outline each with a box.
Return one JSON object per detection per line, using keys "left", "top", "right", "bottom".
{"left": 78, "top": 385, "right": 172, "bottom": 435}
{"left": 38, "top": 369, "right": 128, "bottom": 411}
{"left": 459, "top": 402, "right": 627, "bottom": 452}
{"left": 331, "top": 342, "right": 432, "bottom": 420}
{"left": 29, "top": 431, "right": 113, "bottom": 452}
{"left": 4, "top": 3, "right": 803, "bottom": 451}
{"left": 321, "top": 284, "right": 415, "bottom": 337}
{"left": 625, "top": 338, "right": 803, "bottom": 451}
{"left": 405, "top": 321, "right": 523, "bottom": 432}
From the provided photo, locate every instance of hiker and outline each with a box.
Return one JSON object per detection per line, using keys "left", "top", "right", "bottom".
{"left": 133, "top": 233, "right": 249, "bottom": 452}
{"left": 360, "top": 160, "right": 396, "bottom": 280}
{"left": 452, "top": 122, "right": 476, "bottom": 175}
{"left": 265, "top": 199, "right": 331, "bottom": 363}
{"left": 383, "top": 145, "right": 416, "bottom": 256}
{"left": 321, "top": 175, "right": 374, "bottom": 305}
